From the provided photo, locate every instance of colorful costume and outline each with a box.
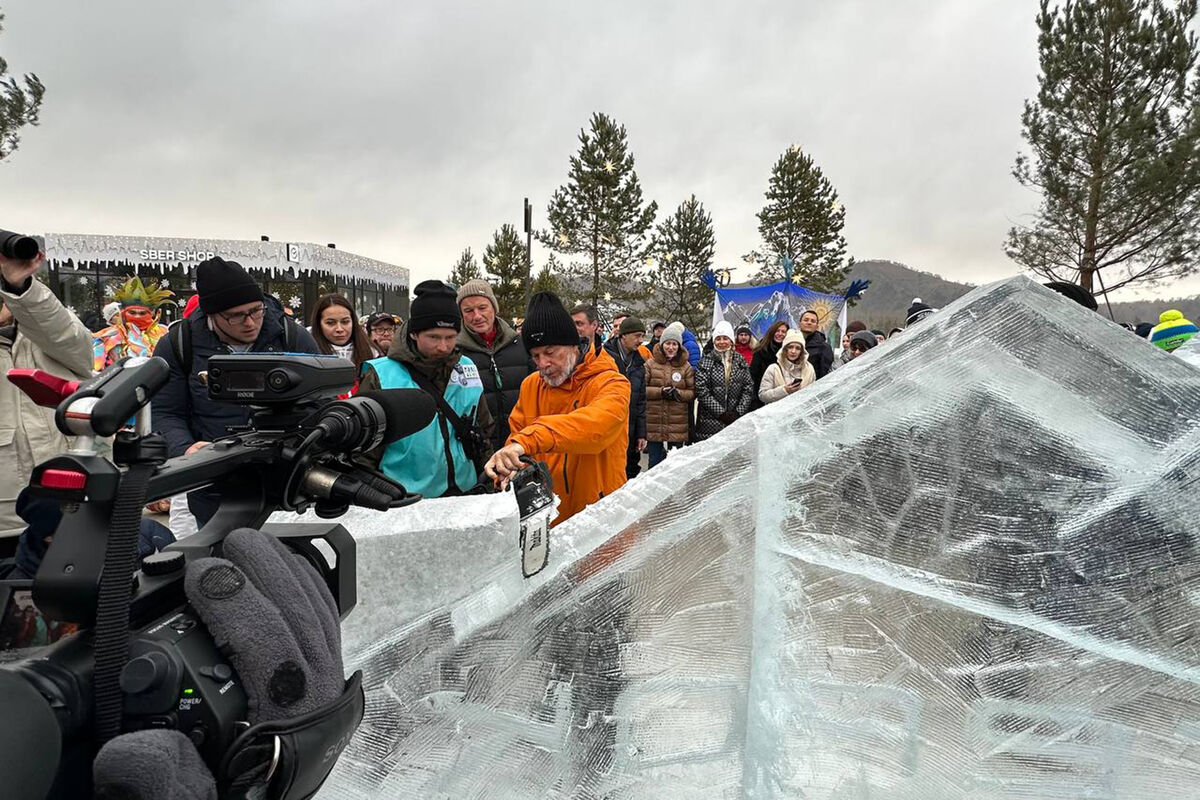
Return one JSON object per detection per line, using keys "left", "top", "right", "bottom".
{"left": 92, "top": 278, "right": 175, "bottom": 371}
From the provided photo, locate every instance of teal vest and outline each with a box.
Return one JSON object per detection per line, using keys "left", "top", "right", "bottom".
{"left": 367, "top": 355, "right": 484, "bottom": 498}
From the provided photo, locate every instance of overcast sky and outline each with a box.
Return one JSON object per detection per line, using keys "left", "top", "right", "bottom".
{"left": 1, "top": 0, "right": 1193, "bottom": 300}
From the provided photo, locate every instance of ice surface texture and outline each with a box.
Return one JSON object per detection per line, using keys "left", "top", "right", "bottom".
{"left": 318, "top": 276, "right": 1200, "bottom": 799}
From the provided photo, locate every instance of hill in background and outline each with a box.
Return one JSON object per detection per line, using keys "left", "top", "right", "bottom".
{"left": 842, "top": 260, "right": 1200, "bottom": 330}
{"left": 842, "top": 260, "right": 975, "bottom": 330}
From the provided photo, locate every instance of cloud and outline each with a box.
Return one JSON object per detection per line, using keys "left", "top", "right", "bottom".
{"left": 3, "top": 0, "right": 1104, "bottom": 296}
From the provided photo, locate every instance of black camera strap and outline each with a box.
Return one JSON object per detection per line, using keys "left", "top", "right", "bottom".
{"left": 404, "top": 364, "right": 485, "bottom": 480}
{"left": 220, "top": 671, "right": 365, "bottom": 800}
{"left": 92, "top": 459, "right": 156, "bottom": 745}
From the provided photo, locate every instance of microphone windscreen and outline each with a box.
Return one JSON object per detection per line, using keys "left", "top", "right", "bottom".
{"left": 356, "top": 389, "right": 437, "bottom": 443}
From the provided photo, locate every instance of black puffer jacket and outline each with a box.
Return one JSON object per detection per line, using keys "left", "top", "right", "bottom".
{"left": 456, "top": 319, "right": 531, "bottom": 450}
{"left": 805, "top": 330, "right": 835, "bottom": 379}
{"left": 603, "top": 338, "right": 647, "bottom": 441}
{"left": 694, "top": 349, "right": 753, "bottom": 442}
{"left": 151, "top": 295, "right": 318, "bottom": 457}
{"left": 748, "top": 340, "right": 781, "bottom": 410}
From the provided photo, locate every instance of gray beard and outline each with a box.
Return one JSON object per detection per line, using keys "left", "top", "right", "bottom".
{"left": 541, "top": 349, "right": 580, "bottom": 387}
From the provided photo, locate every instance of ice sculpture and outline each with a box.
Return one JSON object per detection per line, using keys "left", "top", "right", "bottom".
{"left": 318, "top": 276, "right": 1200, "bottom": 799}
{"left": 1174, "top": 333, "right": 1200, "bottom": 369}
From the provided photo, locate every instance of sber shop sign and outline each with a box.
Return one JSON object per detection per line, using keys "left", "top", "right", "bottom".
{"left": 138, "top": 248, "right": 216, "bottom": 262}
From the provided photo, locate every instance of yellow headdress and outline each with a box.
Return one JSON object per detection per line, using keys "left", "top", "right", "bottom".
{"left": 111, "top": 277, "right": 175, "bottom": 309}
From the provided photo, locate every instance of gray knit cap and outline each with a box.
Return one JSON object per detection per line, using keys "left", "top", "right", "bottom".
{"left": 456, "top": 279, "right": 499, "bottom": 314}
{"left": 660, "top": 321, "right": 685, "bottom": 346}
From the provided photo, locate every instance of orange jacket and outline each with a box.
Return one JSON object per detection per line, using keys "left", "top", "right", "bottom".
{"left": 507, "top": 344, "right": 630, "bottom": 526}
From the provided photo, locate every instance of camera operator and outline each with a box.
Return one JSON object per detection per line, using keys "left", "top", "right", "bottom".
{"left": 151, "top": 256, "right": 318, "bottom": 526}
{"left": 356, "top": 280, "right": 495, "bottom": 497}
{"left": 0, "top": 246, "right": 93, "bottom": 554}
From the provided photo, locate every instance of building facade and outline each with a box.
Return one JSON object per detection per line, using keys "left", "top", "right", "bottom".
{"left": 42, "top": 233, "right": 410, "bottom": 327}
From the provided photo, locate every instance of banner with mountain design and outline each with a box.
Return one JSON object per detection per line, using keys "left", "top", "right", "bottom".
{"left": 711, "top": 280, "right": 848, "bottom": 339}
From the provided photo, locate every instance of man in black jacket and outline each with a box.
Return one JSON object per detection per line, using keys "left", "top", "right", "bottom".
{"left": 798, "top": 309, "right": 835, "bottom": 379}
{"left": 455, "top": 279, "right": 531, "bottom": 451}
{"left": 603, "top": 315, "right": 647, "bottom": 479}
{"left": 570, "top": 303, "right": 604, "bottom": 354}
{"left": 151, "top": 256, "right": 318, "bottom": 525}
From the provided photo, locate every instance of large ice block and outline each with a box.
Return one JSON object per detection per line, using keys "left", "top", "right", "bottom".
{"left": 319, "top": 276, "right": 1200, "bottom": 799}
{"left": 268, "top": 493, "right": 522, "bottom": 648}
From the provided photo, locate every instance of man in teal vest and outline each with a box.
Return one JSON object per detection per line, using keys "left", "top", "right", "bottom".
{"left": 357, "top": 280, "right": 494, "bottom": 497}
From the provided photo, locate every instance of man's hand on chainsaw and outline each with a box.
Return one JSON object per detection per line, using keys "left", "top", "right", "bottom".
{"left": 484, "top": 442, "right": 526, "bottom": 489}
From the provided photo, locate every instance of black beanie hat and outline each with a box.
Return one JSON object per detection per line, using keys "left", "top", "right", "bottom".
{"left": 905, "top": 298, "right": 935, "bottom": 326}
{"left": 196, "top": 257, "right": 263, "bottom": 314}
{"left": 408, "top": 280, "right": 461, "bottom": 334}
{"left": 522, "top": 291, "right": 581, "bottom": 351}
{"left": 1044, "top": 281, "right": 1099, "bottom": 311}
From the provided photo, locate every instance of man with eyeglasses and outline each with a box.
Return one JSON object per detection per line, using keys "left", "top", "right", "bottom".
{"left": 152, "top": 256, "right": 318, "bottom": 527}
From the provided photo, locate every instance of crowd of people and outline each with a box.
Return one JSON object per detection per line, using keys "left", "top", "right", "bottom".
{"left": 1, "top": 245, "right": 1198, "bottom": 572}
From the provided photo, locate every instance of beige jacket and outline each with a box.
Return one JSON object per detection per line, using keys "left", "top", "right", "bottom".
{"left": 758, "top": 329, "right": 816, "bottom": 405}
{"left": 0, "top": 278, "right": 94, "bottom": 539}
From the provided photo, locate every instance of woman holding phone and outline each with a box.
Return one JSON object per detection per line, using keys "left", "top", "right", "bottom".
{"left": 758, "top": 329, "right": 816, "bottom": 405}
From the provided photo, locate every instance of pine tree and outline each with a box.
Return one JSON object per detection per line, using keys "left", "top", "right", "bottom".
{"left": 1006, "top": 0, "right": 1200, "bottom": 295}
{"left": 531, "top": 253, "right": 563, "bottom": 297}
{"left": 484, "top": 224, "right": 527, "bottom": 322}
{"left": 646, "top": 195, "right": 716, "bottom": 332}
{"left": 0, "top": 11, "right": 45, "bottom": 162}
{"left": 447, "top": 247, "right": 482, "bottom": 288}
{"left": 749, "top": 146, "right": 849, "bottom": 292}
{"left": 540, "top": 112, "right": 658, "bottom": 315}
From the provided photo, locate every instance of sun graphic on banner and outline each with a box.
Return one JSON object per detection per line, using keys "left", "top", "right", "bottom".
{"left": 801, "top": 296, "right": 841, "bottom": 329}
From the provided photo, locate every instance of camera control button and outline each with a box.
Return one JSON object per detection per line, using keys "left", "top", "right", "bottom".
{"left": 188, "top": 725, "right": 207, "bottom": 748}
{"left": 199, "top": 663, "right": 233, "bottom": 682}
{"left": 267, "top": 369, "right": 291, "bottom": 391}
{"left": 170, "top": 618, "right": 196, "bottom": 633}
{"left": 142, "top": 551, "right": 185, "bottom": 577}
{"left": 120, "top": 652, "right": 170, "bottom": 695}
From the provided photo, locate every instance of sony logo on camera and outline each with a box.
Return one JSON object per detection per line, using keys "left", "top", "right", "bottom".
{"left": 138, "top": 248, "right": 216, "bottom": 262}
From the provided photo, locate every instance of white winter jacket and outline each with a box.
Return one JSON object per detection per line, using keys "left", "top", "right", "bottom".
{"left": 0, "top": 277, "right": 94, "bottom": 539}
{"left": 758, "top": 330, "right": 816, "bottom": 405}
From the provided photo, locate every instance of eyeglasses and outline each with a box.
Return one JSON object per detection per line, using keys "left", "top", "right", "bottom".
{"left": 219, "top": 305, "right": 265, "bottom": 325}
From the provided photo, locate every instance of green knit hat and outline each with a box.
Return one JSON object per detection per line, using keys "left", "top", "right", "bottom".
{"left": 1150, "top": 309, "right": 1199, "bottom": 352}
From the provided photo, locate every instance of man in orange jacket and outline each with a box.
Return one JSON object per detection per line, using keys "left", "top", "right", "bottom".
{"left": 484, "top": 291, "right": 630, "bottom": 526}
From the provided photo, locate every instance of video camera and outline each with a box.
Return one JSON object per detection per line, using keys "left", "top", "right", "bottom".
{"left": 0, "top": 353, "right": 437, "bottom": 799}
